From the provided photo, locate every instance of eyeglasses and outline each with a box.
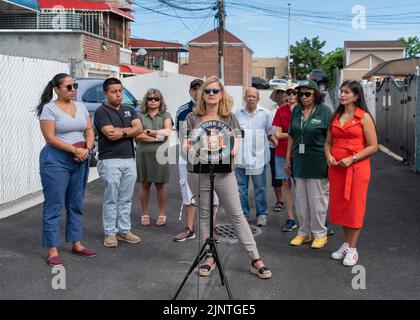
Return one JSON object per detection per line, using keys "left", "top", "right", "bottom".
{"left": 298, "top": 91, "right": 314, "bottom": 98}
{"left": 62, "top": 83, "right": 78, "bottom": 91}
{"left": 147, "top": 97, "right": 160, "bottom": 102}
{"left": 286, "top": 90, "right": 297, "bottom": 96}
{"left": 203, "top": 88, "right": 220, "bottom": 95}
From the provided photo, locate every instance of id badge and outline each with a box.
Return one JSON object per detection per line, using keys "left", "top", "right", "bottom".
{"left": 299, "top": 143, "right": 305, "bottom": 154}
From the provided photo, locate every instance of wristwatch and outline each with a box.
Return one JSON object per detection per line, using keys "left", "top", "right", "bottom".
{"left": 146, "top": 129, "right": 151, "bottom": 135}
{"left": 352, "top": 155, "right": 358, "bottom": 163}
{"left": 123, "top": 130, "right": 128, "bottom": 138}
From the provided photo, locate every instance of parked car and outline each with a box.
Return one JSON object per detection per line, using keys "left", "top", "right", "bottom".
{"left": 76, "top": 78, "right": 139, "bottom": 120}
{"left": 309, "top": 69, "right": 329, "bottom": 91}
{"left": 269, "top": 78, "right": 288, "bottom": 86}
{"left": 252, "top": 76, "right": 270, "bottom": 89}
{"left": 75, "top": 78, "right": 139, "bottom": 166}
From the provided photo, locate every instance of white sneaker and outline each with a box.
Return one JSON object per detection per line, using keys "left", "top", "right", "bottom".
{"left": 257, "top": 215, "right": 268, "bottom": 227}
{"left": 331, "top": 243, "right": 349, "bottom": 260}
{"left": 343, "top": 248, "right": 358, "bottom": 266}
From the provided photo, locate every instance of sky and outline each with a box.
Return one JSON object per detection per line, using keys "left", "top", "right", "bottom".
{"left": 132, "top": 0, "right": 420, "bottom": 57}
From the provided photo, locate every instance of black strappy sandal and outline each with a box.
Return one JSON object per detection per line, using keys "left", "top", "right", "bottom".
{"left": 250, "top": 258, "right": 272, "bottom": 279}
{"left": 198, "top": 253, "right": 216, "bottom": 277}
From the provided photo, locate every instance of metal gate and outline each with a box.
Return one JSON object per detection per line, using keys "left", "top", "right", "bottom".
{"left": 376, "top": 76, "right": 418, "bottom": 166}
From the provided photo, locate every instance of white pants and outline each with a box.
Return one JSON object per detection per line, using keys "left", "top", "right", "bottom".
{"left": 295, "top": 178, "right": 329, "bottom": 239}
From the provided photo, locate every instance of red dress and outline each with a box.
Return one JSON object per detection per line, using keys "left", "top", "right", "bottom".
{"left": 329, "top": 108, "right": 371, "bottom": 228}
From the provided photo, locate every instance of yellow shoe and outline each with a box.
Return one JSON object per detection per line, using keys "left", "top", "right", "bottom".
{"left": 290, "top": 235, "right": 312, "bottom": 246}
{"left": 311, "top": 236, "right": 328, "bottom": 249}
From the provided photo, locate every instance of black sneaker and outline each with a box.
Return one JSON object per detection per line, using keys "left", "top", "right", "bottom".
{"left": 273, "top": 201, "right": 285, "bottom": 212}
{"left": 325, "top": 221, "right": 335, "bottom": 236}
{"left": 282, "top": 219, "right": 297, "bottom": 232}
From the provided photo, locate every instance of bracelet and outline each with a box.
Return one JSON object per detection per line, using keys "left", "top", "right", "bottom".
{"left": 352, "top": 155, "right": 357, "bottom": 163}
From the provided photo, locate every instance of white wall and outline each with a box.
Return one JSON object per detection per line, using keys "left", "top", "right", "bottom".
{"left": 163, "top": 60, "right": 179, "bottom": 74}
{"left": 122, "top": 71, "right": 245, "bottom": 119}
{"left": 0, "top": 54, "right": 69, "bottom": 205}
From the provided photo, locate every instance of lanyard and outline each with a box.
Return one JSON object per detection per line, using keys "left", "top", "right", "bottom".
{"left": 300, "top": 106, "right": 316, "bottom": 143}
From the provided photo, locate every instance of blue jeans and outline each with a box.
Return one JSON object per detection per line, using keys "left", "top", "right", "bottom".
{"left": 235, "top": 166, "right": 268, "bottom": 219}
{"left": 97, "top": 158, "right": 137, "bottom": 235}
{"left": 40, "top": 145, "right": 89, "bottom": 248}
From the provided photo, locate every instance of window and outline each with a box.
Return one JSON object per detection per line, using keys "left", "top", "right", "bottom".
{"left": 82, "top": 84, "right": 137, "bottom": 107}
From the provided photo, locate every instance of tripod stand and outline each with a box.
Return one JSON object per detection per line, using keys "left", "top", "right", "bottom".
{"left": 173, "top": 164, "right": 233, "bottom": 300}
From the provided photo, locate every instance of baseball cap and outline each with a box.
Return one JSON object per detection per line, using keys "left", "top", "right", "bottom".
{"left": 295, "top": 79, "right": 319, "bottom": 91}
{"left": 190, "top": 78, "right": 204, "bottom": 89}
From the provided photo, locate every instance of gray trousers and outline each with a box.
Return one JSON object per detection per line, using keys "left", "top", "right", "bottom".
{"left": 295, "top": 178, "right": 329, "bottom": 239}
{"left": 188, "top": 172, "right": 259, "bottom": 259}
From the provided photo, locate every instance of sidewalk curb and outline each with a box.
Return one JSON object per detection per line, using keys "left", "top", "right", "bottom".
{"left": 0, "top": 168, "right": 100, "bottom": 220}
{"left": 378, "top": 144, "right": 404, "bottom": 162}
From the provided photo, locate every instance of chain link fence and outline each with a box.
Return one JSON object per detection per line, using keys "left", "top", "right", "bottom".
{"left": 0, "top": 54, "right": 69, "bottom": 206}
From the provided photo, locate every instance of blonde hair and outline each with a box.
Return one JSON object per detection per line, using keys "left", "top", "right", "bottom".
{"left": 140, "top": 88, "right": 167, "bottom": 114}
{"left": 194, "top": 76, "right": 233, "bottom": 117}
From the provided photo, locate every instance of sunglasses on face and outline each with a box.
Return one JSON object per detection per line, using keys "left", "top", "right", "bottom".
{"left": 147, "top": 97, "right": 160, "bottom": 102}
{"left": 62, "top": 83, "right": 78, "bottom": 91}
{"left": 298, "top": 91, "right": 314, "bottom": 98}
{"left": 286, "top": 90, "right": 297, "bottom": 96}
{"left": 203, "top": 88, "right": 220, "bottom": 95}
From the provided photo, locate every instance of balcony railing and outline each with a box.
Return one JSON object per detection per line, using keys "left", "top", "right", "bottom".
{"left": 0, "top": 12, "right": 117, "bottom": 42}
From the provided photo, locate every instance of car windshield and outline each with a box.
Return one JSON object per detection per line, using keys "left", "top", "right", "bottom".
{"left": 82, "top": 84, "right": 136, "bottom": 107}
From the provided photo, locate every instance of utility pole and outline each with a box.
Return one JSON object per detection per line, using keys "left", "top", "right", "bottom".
{"left": 287, "top": 3, "right": 291, "bottom": 78}
{"left": 216, "top": 0, "right": 226, "bottom": 82}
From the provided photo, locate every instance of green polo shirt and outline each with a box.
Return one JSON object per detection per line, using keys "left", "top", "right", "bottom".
{"left": 137, "top": 111, "right": 172, "bottom": 154}
{"left": 288, "top": 103, "right": 332, "bottom": 179}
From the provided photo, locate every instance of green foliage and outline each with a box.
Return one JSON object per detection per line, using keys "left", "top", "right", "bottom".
{"left": 400, "top": 37, "right": 420, "bottom": 57}
{"left": 321, "top": 48, "right": 344, "bottom": 88}
{"left": 290, "top": 36, "right": 326, "bottom": 80}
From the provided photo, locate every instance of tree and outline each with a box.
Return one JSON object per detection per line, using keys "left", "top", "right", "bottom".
{"left": 290, "top": 36, "right": 326, "bottom": 80}
{"left": 321, "top": 48, "right": 344, "bottom": 88}
{"left": 400, "top": 37, "right": 420, "bottom": 57}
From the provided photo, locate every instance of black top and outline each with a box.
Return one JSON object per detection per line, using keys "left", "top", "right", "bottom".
{"left": 94, "top": 104, "right": 137, "bottom": 160}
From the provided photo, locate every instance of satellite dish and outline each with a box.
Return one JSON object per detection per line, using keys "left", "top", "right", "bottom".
{"left": 136, "top": 48, "right": 147, "bottom": 56}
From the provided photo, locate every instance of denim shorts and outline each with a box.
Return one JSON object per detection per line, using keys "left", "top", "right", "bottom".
{"left": 275, "top": 156, "right": 292, "bottom": 180}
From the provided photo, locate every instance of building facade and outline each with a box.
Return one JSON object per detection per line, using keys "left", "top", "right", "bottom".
{"left": 179, "top": 29, "right": 253, "bottom": 87}
{"left": 252, "top": 58, "right": 288, "bottom": 80}
{"left": 0, "top": 0, "right": 135, "bottom": 78}
{"left": 339, "top": 40, "right": 406, "bottom": 82}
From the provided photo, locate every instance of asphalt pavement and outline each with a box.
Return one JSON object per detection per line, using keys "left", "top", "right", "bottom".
{"left": 0, "top": 151, "right": 419, "bottom": 300}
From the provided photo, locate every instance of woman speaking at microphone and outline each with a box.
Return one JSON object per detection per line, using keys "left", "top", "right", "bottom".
{"left": 185, "top": 76, "right": 272, "bottom": 279}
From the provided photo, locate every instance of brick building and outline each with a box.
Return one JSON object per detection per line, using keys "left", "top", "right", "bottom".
{"left": 130, "top": 38, "right": 188, "bottom": 69}
{"left": 179, "top": 29, "right": 253, "bottom": 87}
{"left": 0, "top": 0, "right": 136, "bottom": 78}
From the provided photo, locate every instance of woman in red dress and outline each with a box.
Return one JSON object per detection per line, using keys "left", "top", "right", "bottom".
{"left": 325, "top": 80, "right": 378, "bottom": 267}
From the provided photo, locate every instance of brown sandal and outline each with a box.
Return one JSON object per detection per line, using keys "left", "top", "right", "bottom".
{"left": 250, "top": 258, "right": 272, "bottom": 279}
{"left": 198, "top": 253, "right": 216, "bottom": 277}
{"left": 140, "top": 215, "right": 150, "bottom": 226}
